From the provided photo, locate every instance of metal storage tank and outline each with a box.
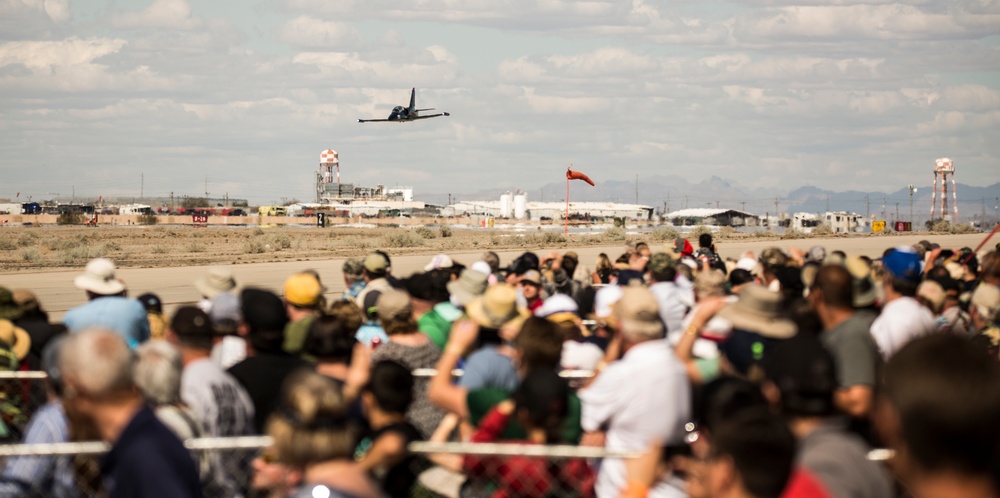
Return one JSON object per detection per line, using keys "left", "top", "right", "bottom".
{"left": 499, "top": 193, "right": 513, "bottom": 218}
{"left": 514, "top": 194, "right": 528, "bottom": 220}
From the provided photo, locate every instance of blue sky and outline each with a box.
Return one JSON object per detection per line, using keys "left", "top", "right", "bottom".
{"left": 1, "top": 0, "right": 998, "bottom": 205}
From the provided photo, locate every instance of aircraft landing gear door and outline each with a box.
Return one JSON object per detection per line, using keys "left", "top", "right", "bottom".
{"left": 317, "top": 212, "right": 326, "bottom": 227}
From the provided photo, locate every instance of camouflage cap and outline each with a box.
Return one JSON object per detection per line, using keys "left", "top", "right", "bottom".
{"left": 648, "top": 252, "right": 675, "bottom": 276}
{"left": 342, "top": 258, "right": 364, "bottom": 280}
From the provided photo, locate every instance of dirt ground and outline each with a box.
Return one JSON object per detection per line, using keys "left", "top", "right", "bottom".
{"left": 0, "top": 224, "right": 594, "bottom": 271}
{"left": 0, "top": 225, "right": 990, "bottom": 321}
{"left": 3, "top": 224, "right": 986, "bottom": 273}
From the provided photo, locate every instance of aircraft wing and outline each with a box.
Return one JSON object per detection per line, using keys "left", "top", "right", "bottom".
{"left": 409, "top": 112, "right": 450, "bottom": 120}
{"left": 358, "top": 118, "right": 398, "bottom": 123}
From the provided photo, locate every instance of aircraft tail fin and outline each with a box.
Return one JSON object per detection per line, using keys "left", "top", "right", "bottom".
{"left": 409, "top": 88, "right": 416, "bottom": 111}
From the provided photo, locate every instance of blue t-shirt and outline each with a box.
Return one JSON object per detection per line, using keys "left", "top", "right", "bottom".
{"left": 356, "top": 322, "right": 388, "bottom": 348}
{"left": 101, "top": 405, "right": 202, "bottom": 498}
{"left": 63, "top": 297, "right": 150, "bottom": 348}
{"left": 459, "top": 346, "right": 518, "bottom": 392}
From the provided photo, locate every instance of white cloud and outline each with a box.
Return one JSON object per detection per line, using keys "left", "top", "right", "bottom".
{"left": 520, "top": 87, "right": 611, "bottom": 114}
{"left": 276, "top": 16, "right": 363, "bottom": 48}
{"left": 112, "top": 0, "right": 200, "bottom": 30}
{"left": 735, "top": 4, "right": 994, "bottom": 41}
{"left": 0, "top": 38, "right": 170, "bottom": 92}
{"left": 0, "top": 0, "right": 69, "bottom": 22}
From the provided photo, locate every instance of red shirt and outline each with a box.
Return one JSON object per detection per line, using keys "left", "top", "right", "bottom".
{"left": 463, "top": 407, "right": 594, "bottom": 498}
{"left": 782, "top": 468, "right": 833, "bottom": 498}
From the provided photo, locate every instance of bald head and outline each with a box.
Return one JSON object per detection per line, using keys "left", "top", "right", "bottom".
{"left": 813, "top": 265, "right": 854, "bottom": 310}
{"left": 60, "top": 328, "right": 136, "bottom": 399}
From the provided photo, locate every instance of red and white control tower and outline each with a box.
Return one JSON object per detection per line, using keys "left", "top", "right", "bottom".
{"left": 930, "top": 157, "right": 958, "bottom": 222}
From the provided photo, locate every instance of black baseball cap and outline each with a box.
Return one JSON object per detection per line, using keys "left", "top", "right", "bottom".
{"left": 240, "top": 288, "right": 288, "bottom": 333}
{"left": 170, "top": 306, "right": 214, "bottom": 337}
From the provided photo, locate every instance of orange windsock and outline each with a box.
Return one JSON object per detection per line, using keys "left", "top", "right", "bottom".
{"left": 566, "top": 168, "right": 595, "bottom": 186}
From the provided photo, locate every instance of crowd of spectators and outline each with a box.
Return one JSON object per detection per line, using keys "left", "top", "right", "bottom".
{"left": 0, "top": 233, "right": 997, "bottom": 498}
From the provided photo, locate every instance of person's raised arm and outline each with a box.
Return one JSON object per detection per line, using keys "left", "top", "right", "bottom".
{"left": 675, "top": 297, "right": 727, "bottom": 384}
{"left": 428, "top": 318, "right": 479, "bottom": 418}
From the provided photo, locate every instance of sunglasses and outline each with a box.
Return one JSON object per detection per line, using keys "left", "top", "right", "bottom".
{"left": 258, "top": 451, "right": 280, "bottom": 464}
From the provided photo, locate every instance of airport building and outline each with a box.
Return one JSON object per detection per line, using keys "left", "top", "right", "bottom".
{"left": 444, "top": 193, "right": 654, "bottom": 221}
{"left": 664, "top": 208, "right": 759, "bottom": 227}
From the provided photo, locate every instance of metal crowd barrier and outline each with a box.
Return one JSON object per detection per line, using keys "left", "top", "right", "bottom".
{"left": 0, "top": 440, "right": 886, "bottom": 462}
{"left": 0, "top": 369, "right": 599, "bottom": 380}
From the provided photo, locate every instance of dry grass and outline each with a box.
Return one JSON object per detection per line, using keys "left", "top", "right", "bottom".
{"left": 0, "top": 222, "right": 963, "bottom": 271}
{"left": 2, "top": 225, "right": 599, "bottom": 270}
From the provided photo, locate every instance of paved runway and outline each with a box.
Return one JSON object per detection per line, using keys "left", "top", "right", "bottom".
{"left": 0, "top": 233, "right": 987, "bottom": 321}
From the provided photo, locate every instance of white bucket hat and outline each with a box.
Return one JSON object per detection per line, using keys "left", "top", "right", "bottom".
{"left": 74, "top": 258, "right": 126, "bottom": 296}
{"left": 195, "top": 266, "right": 237, "bottom": 299}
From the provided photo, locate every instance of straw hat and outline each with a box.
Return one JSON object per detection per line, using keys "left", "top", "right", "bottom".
{"left": 844, "top": 257, "right": 877, "bottom": 308}
{"left": 0, "top": 319, "right": 30, "bottom": 360}
{"left": 717, "top": 285, "right": 796, "bottom": 338}
{"left": 466, "top": 284, "right": 529, "bottom": 329}
{"left": 194, "top": 266, "right": 237, "bottom": 299}
{"left": 74, "top": 258, "right": 126, "bottom": 296}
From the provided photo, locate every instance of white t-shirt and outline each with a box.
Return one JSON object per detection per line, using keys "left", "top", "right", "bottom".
{"left": 649, "top": 281, "right": 689, "bottom": 335}
{"left": 181, "top": 358, "right": 255, "bottom": 438}
{"left": 870, "top": 296, "right": 936, "bottom": 359}
{"left": 579, "top": 340, "right": 689, "bottom": 498}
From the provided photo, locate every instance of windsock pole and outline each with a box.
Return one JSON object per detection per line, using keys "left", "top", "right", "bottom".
{"left": 565, "top": 165, "right": 571, "bottom": 236}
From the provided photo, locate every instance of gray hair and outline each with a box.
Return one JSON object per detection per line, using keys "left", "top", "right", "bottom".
{"left": 134, "top": 340, "right": 183, "bottom": 406}
{"left": 59, "top": 328, "right": 135, "bottom": 398}
{"left": 619, "top": 319, "right": 664, "bottom": 343}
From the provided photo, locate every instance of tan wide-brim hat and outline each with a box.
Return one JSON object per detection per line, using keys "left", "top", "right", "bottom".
{"left": 194, "top": 266, "right": 237, "bottom": 299}
{"left": 0, "top": 319, "right": 31, "bottom": 361}
{"left": 717, "top": 285, "right": 796, "bottom": 339}
{"left": 447, "top": 269, "right": 489, "bottom": 307}
{"left": 74, "top": 258, "right": 126, "bottom": 296}
{"left": 466, "top": 284, "right": 529, "bottom": 329}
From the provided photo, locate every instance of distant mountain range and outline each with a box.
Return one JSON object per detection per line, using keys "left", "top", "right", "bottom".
{"left": 419, "top": 176, "right": 1000, "bottom": 224}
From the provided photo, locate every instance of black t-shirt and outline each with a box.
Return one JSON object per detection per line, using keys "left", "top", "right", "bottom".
{"left": 227, "top": 353, "right": 312, "bottom": 433}
{"left": 354, "top": 421, "right": 425, "bottom": 498}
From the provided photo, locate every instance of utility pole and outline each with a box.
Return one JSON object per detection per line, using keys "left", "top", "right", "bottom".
{"left": 635, "top": 173, "right": 638, "bottom": 205}
{"left": 740, "top": 201, "right": 746, "bottom": 213}
{"left": 684, "top": 196, "right": 689, "bottom": 209}
{"left": 895, "top": 202, "right": 900, "bottom": 223}
{"left": 773, "top": 198, "right": 780, "bottom": 218}
{"left": 865, "top": 194, "right": 870, "bottom": 220}
{"left": 170, "top": 192, "right": 174, "bottom": 212}
{"left": 140, "top": 173, "right": 144, "bottom": 201}
{"left": 715, "top": 200, "right": 720, "bottom": 209}
{"left": 825, "top": 194, "right": 829, "bottom": 213}
{"left": 72, "top": 186, "right": 75, "bottom": 204}
{"left": 908, "top": 185, "right": 917, "bottom": 228}
{"left": 882, "top": 197, "right": 887, "bottom": 221}
{"left": 983, "top": 197, "right": 987, "bottom": 229}
{"left": 204, "top": 176, "right": 209, "bottom": 198}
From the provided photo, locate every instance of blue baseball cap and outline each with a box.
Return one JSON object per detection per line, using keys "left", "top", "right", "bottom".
{"left": 883, "top": 247, "right": 923, "bottom": 283}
